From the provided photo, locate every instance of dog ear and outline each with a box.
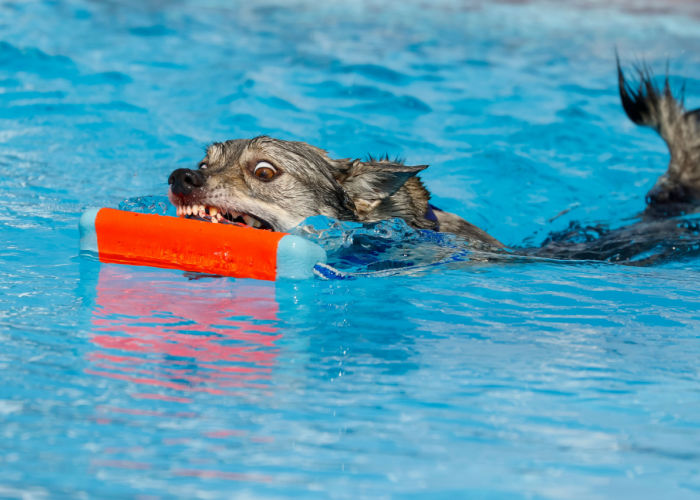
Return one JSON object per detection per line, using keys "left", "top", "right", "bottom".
{"left": 338, "top": 160, "right": 427, "bottom": 218}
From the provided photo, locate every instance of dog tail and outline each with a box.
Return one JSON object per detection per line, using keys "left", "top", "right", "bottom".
{"left": 617, "top": 59, "right": 684, "bottom": 136}
{"left": 617, "top": 57, "right": 700, "bottom": 208}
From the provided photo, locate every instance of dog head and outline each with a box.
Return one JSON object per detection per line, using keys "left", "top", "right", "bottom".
{"left": 168, "top": 136, "right": 430, "bottom": 231}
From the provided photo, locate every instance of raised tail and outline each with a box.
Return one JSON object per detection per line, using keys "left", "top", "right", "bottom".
{"left": 617, "top": 57, "right": 700, "bottom": 211}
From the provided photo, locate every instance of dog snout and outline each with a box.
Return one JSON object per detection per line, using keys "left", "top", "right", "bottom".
{"left": 168, "top": 168, "right": 205, "bottom": 196}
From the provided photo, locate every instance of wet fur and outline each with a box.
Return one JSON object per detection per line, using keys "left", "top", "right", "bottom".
{"left": 169, "top": 136, "right": 502, "bottom": 248}
{"left": 169, "top": 61, "right": 700, "bottom": 264}
{"left": 617, "top": 58, "right": 700, "bottom": 214}
{"left": 530, "top": 61, "right": 700, "bottom": 264}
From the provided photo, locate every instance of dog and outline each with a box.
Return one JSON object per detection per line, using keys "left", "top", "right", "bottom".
{"left": 168, "top": 62, "right": 700, "bottom": 263}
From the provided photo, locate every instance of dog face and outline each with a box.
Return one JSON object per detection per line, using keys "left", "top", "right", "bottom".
{"left": 168, "top": 136, "right": 428, "bottom": 232}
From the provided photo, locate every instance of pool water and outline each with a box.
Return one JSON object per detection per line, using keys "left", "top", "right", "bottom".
{"left": 2, "top": 0, "right": 700, "bottom": 498}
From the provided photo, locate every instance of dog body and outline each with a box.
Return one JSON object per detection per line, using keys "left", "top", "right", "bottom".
{"left": 168, "top": 63, "right": 700, "bottom": 264}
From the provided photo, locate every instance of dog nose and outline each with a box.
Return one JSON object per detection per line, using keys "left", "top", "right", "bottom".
{"left": 168, "top": 168, "right": 204, "bottom": 196}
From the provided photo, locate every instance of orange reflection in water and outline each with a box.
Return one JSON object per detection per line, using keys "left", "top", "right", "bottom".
{"left": 86, "top": 266, "right": 282, "bottom": 400}
{"left": 84, "top": 266, "right": 283, "bottom": 483}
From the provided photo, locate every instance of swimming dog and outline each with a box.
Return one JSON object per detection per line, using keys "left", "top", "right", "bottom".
{"left": 168, "top": 62, "right": 700, "bottom": 262}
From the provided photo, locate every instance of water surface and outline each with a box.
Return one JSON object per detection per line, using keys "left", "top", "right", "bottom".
{"left": 1, "top": 0, "right": 700, "bottom": 498}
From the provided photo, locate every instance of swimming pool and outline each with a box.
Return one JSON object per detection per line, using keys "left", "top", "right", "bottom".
{"left": 2, "top": 0, "right": 700, "bottom": 497}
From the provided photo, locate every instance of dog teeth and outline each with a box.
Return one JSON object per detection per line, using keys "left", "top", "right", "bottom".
{"left": 175, "top": 204, "right": 264, "bottom": 229}
{"left": 243, "top": 215, "right": 262, "bottom": 228}
{"left": 242, "top": 215, "right": 260, "bottom": 228}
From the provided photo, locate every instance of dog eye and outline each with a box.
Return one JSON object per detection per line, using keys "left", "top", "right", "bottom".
{"left": 253, "top": 161, "right": 278, "bottom": 181}
{"left": 198, "top": 162, "right": 208, "bottom": 170}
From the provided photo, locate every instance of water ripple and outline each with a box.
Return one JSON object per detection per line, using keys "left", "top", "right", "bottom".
{"left": 1, "top": 1, "right": 700, "bottom": 498}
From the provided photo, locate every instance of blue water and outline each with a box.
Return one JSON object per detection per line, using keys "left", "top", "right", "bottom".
{"left": 2, "top": 0, "right": 700, "bottom": 498}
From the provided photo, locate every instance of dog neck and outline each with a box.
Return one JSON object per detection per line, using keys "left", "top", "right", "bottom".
{"left": 357, "top": 176, "right": 439, "bottom": 231}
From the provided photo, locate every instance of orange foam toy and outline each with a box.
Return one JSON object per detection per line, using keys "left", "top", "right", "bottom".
{"left": 79, "top": 208, "right": 327, "bottom": 280}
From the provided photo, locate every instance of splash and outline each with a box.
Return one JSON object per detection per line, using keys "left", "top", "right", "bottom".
{"left": 291, "top": 215, "right": 499, "bottom": 277}
{"left": 118, "top": 195, "right": 172, "bottom": 216}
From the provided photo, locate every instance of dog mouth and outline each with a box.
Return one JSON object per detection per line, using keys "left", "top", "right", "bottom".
{"left": 174, "top": 203, "right": 274, "bottom": 230}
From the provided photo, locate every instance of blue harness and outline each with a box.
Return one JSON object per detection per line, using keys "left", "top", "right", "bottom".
{"left": 424, "top": 203, "right": 440, "bottom": 231}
